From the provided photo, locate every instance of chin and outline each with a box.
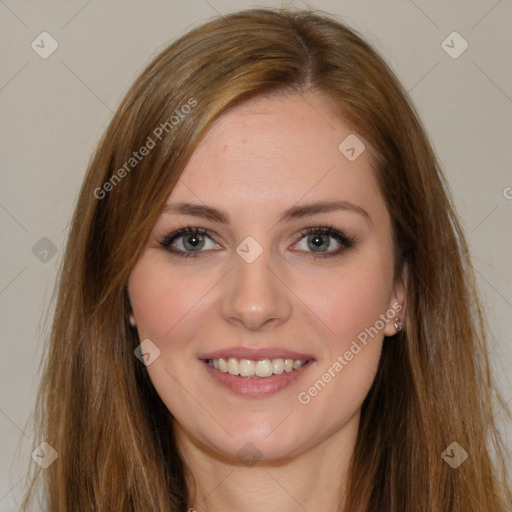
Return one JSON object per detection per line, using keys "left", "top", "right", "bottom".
{"left": 217, "top": 434, "right": 306, "bottom": 465}
{"left": 180, "top": 419, "right": 308, "bottom": 465}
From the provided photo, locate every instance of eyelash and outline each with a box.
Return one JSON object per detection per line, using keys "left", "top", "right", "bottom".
{"left": 158, "top": 224, "right": 356, "bottom": 260}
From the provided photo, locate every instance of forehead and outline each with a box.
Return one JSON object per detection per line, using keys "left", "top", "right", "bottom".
{"left": 166, "top": 92, "right": 385, "bottom": 223}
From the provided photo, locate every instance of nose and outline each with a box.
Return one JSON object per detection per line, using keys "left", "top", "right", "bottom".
{"left": 220, "top": 245, "right": 292, "bottom": 332}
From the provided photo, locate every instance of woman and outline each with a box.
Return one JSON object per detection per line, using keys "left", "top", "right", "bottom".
{"left": 21, "top": 7, "right": 511, "bottom": 511}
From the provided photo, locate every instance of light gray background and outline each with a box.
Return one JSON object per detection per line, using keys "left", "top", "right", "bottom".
{"left": 1, "top": 0, "right": 511, "bottom": 509}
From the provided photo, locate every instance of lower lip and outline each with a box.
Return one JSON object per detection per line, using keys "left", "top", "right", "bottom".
{"left": 201, "top": 360, "right": 315, "bottom": 397}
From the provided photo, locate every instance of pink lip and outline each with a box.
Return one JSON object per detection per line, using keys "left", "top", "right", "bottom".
{"left": 198, "top": 347, "right": 315, "bottom": 361}
{"left": 201, "top": 359, "right": 315, "bottom": 397}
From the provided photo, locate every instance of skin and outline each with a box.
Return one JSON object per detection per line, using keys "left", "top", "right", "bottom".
{"left": 128, "top": 91, "right": 406, "bottom": 512}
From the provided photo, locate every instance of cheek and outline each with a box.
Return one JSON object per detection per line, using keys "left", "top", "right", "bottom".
{"left": 302, "top": 253, "right": 395, "bottom": 350}
{"left": 295, "top": 271, "right": 389, "bottom": 428}
{"left": 128, "top": 255, "right": 212, "bottom": 345}
{"left": 294, "top": 244, "right": 395, "bottom": 407}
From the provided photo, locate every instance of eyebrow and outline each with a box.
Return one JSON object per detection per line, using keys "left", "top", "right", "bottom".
{"left": 162, "top": 200, "right": 371, "bottom": 225}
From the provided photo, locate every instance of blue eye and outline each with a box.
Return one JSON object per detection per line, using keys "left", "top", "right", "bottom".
{"left": 159, "top": 226, "right": 219, "bottom": 258}
{"left": 294, "top": 225, "right": 356, "bottom": 258}
{"left": 159, "top": 225, "right": 356, "bottom": 259}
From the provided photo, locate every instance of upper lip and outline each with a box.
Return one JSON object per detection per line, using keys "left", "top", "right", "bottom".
{"left": 198, "top": 347, "right": 315, "bottom": 361}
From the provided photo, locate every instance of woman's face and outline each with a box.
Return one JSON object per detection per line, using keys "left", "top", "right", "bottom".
{"left": 128, "top": 92, "right": 405, "bottom": 463}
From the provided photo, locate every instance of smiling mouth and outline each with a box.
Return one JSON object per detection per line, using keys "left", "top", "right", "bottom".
{"left": 205, "top": 357, "right": 310, "bottom": 378}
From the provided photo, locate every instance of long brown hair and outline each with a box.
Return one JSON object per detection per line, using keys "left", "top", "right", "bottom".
{"left": 20, "top": 7, "right": 511, "bottom": 511}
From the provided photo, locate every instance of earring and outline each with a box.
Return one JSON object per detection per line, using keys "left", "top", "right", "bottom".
{"left": 394, "top": 317, "right": 402, "bottom": 332}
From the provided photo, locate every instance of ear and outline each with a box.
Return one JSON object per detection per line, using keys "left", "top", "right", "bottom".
{"left": 383, "top": 263, "right": 407, "bottom": 337}
{"left": 125, "top": 283, "right": 137, "bottom": 327}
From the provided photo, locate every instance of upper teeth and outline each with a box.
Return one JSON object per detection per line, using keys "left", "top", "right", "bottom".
{"left": 208, "top": 357, "right": 307, "bottom": 377}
